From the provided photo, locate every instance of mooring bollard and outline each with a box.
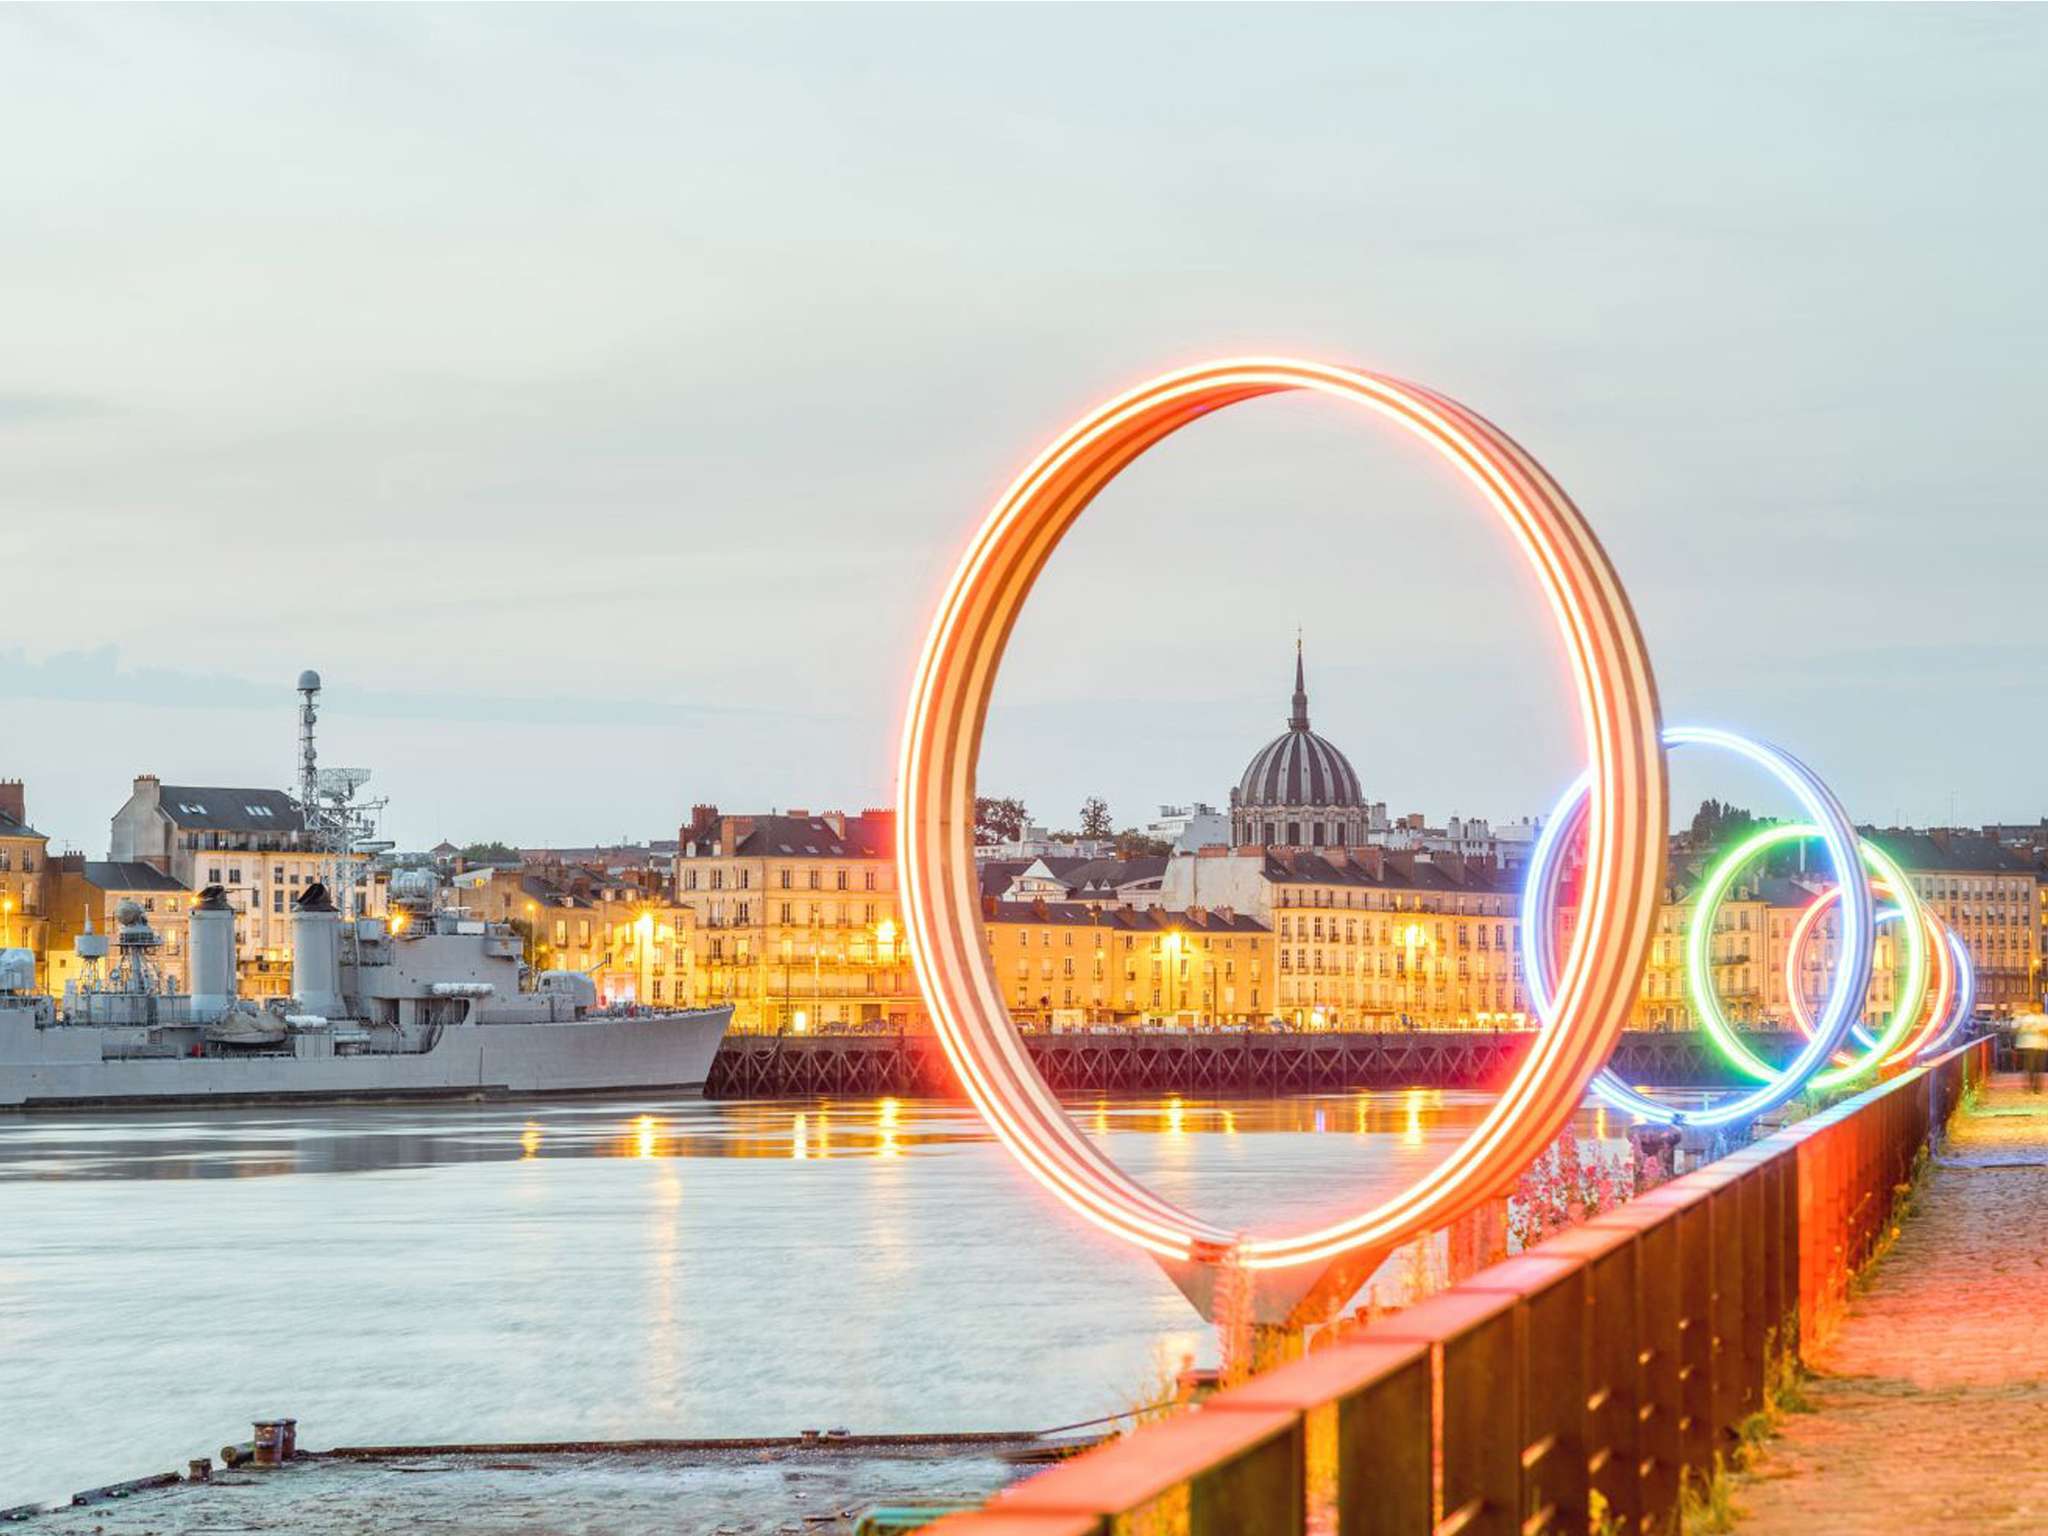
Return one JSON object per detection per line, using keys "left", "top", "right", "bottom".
{"left": 278, "top": 1418, "right": 297, "bottom": 1460}
{"left": 251, "top": 1420, "right": 284, "bottom": 1467}
{"left": 187, "top": 1458, "right": 212, "bottom": 1483}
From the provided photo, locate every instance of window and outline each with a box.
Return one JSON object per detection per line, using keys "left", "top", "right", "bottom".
{"left": 208, "top": 867, "right": 222, "bottom": 885}
{"left": 228, "top": 867, "right": 242, "bottom": 885}
{"left": 272, "top": 890, "right": 283, "bottom": 912}
{"left": 272, "top": 865, "right": 284, "bottom": 883}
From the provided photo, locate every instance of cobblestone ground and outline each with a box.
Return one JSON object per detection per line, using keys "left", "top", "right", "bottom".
{"left": 1736, "top": 1074, "right": 2048, "bottom": 1533}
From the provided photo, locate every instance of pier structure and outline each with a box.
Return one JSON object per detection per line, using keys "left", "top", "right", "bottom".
{"left": 703, "top": 1027, "right": 1808, "bottom": 1101}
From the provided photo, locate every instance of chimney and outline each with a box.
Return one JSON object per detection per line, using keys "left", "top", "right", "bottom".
{"left": 0, "top": 780, "right": 23, "bottom": 828}
{"left": 823, "top": 811, "right": 846, "bottom": 837}
{"left": 1355, "top": 847, "right": 1386, "bottom": 881}
{"left": 719, "top": 815, "right": 754, "bottom": 856}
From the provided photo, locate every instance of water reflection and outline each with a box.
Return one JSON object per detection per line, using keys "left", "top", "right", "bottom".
{"left": 1, "top": 1087, "right": 1639, "bottom": 1509}
{"left": 0, "top": 1090, "right": 1627, "bottom": 1185}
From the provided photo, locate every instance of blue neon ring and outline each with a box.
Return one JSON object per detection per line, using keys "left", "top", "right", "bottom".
{"left": 1521, "top": 726, "right": 1876, "bottom": 1128}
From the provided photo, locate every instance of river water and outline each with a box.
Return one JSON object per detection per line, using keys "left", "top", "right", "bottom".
{"left": 0, "top": 1090, "right": 1626, "bottom": 1508}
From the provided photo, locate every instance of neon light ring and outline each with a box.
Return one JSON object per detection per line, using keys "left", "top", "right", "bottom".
{"left": 1521, "top": 727, "right": 1876, "bottom": 1128}
{"left": 1918, "top": 926, "right": 1977, "bottom": 1059}
{"left": 1783, "top": 882, "right": 1950, "bottom": 1068}
{"left": 898, "top": 358, "right": 1667, "bottom": 1271}
{"left": 1691, "top": 826, "right": 1924, "bottom": 1090}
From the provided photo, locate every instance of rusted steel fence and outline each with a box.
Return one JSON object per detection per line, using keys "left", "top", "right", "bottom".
{"left": 927, "top": 1037, "right": 1992, "bottom": 1536}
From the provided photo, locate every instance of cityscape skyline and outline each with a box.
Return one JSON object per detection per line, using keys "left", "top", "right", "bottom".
{"left": 5, "top": 7, "right": 2044, "bottom": 847}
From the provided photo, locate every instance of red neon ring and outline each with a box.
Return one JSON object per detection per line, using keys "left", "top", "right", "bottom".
{"left": 1786, "top": 889, "right": 1955, "bottom": 1067}
{"left": 897, "top": 359, "right": 1667, "bottom": 1270}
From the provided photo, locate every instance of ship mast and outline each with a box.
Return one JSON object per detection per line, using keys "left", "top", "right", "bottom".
{"left": 293, "top": 670, "right": 390, "bottom": 928}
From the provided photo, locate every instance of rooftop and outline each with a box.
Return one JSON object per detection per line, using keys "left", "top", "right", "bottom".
{"left": 154, "top": 786, "right": 307, "bottom": 835}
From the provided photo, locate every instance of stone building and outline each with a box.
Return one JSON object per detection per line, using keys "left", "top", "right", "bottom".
{"left": 672, "top": 806, "right": 922, "bottom": 1034}
{"left": 108, "top": 775, "right": 385, "bottom": 997}
{"left": 0, "top": 780, "right": 51, "bottom": 982}
{"left": 981, "top": 899, "right": 1273, "bottom": 1026}
{"left": 451, "top": 864, "right": 695, "bottom": 1009}
{"left": 1163, "top": 845, "right": 1525, "bottom": 1029}
{"left": 43, "top": 858, "right": 190, "bottom": 996}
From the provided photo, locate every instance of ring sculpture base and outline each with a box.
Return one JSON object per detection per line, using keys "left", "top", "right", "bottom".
{"left": 1154, "top": 1245, "right": 1394, "bottom": 1329}
{"left": 1154, "top": 1199, "right": 1512, "bottom": 1329}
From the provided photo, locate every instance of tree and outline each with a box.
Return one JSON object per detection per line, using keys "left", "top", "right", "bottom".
{"left": 1114, "top": 828, "right": 1174, "bottom": 859}
{"left": 1687, "top": 798, "right": 1756, "bottom": 849}
{"left": 974, "top": 796, "right": 1028, "bottom": 845}
{"left": 459, "top": 841, "right": 521, "bottom": 865}
{"left": 1079, "top": 796, "right": 1114, "bottom": 839}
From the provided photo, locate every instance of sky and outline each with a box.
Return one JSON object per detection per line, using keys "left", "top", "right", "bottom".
{"left": 2, "top": 5, "right": 2043, "bottom": 852}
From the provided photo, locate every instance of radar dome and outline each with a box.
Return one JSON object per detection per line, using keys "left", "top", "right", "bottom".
{"left": 297, "top": 669, "right": 322, "bottom": 691}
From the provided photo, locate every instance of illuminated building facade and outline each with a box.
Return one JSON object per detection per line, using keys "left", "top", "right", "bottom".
{"left": 982, "top": 899, "right": 1272, "bottom": 1026}
{"left": 1868, "top": 830, "right": 2040, "bottom": 1015}
{"left": 673, "top": 806, "right": 921, "bottom": 1034}
{"left": 450, "top": 865, "right": 695, "bottom": 1008}
{"left": 0, "top": 780, "right": 51, "bottom": 982}
{"left": 1164, "top": 845, "right": 1525, "bottom": 1029}
{"left": 43, "top": 857, "right": 190, "bottom": 995}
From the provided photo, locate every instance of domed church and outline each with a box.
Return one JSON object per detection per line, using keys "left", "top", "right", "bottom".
{"left": 1228, "top": 643, "right": 1368, "bottom": 849}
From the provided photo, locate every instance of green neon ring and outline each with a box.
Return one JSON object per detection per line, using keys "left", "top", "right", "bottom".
{"left": 1687, "top": 824, "right": 1927, "bottom": 1089}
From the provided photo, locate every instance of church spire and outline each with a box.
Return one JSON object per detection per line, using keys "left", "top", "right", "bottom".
{"left": 1289, "top": 633, "right": 1310, "bottom": 731}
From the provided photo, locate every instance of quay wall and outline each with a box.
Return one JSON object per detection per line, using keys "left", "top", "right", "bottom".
{"left": 703, "top": 1028, "right": 1808, "bottom": 1100}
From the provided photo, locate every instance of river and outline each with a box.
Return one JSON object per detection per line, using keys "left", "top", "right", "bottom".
{"left": 0, "top": 1090, "right": 1629, "bottom": 1508}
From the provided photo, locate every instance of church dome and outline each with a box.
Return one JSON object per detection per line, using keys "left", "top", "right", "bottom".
{"left": 1235, "top": 647, "right": 1362, "bottom": 810}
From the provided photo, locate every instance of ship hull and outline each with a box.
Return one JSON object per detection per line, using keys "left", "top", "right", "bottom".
{"left": 0, "top": 1008, "right": 731, "bottom": 1111}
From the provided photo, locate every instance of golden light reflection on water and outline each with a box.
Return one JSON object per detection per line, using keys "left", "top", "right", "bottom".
{"left": 494, "top": 1090, "right": 1626, "bottom": 1169}
{"left": 879, "top": 1097, "right": 901, "bottom": 1160}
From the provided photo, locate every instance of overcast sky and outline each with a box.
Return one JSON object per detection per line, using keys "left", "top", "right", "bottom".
{"left": 2, "top": 5, "right": 2042, "bottom": 852}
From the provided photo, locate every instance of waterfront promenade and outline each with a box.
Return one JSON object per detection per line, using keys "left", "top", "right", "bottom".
{"left": 1738, "top": 1074, "right": 2048, "bottom": 1533}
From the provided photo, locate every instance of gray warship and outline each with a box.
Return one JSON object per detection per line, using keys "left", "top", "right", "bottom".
{"left": 0, "top": 874, "right": 730, "bottom": 1109}
{"left": 0, "top": 667, "right": 729, "bottom": 1110}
